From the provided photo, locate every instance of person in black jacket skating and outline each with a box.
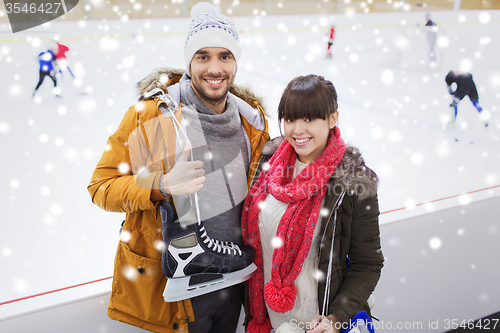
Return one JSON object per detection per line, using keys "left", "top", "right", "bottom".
{"left": 445, "top": 70, "right": 488, "bottom": 127}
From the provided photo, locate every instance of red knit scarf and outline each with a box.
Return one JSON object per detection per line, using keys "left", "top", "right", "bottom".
{"left": 242, "top": 127, "right": 346, "bottom": 333}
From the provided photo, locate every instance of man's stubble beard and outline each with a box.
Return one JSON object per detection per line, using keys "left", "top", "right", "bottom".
{"left": 191, "top": 73, "right": 236, "bottom": 106}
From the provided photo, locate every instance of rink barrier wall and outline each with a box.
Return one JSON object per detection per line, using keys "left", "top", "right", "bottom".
{"left": 1, "top": 16, "right": 500, "bottom": 44}
{"left": 1, "top": 182, "right": 499, "bottom": 321}
{"left": 1, "top": 0, "right": 499, "bottom": 22}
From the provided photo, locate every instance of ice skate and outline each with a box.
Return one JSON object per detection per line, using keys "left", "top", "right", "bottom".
{"left": 160, "top": 200, "right": 256, "bottom": 302}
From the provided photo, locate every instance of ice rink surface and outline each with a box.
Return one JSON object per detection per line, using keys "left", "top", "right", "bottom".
{"left": 1, "top": 9, "right": 499, "bottom": 306}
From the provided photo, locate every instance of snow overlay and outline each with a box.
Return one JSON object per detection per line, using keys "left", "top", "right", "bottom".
{"left": 0, "top": 9, "right": 499, "bottom": 312}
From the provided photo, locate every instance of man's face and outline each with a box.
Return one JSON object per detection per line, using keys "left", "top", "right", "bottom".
{"left": 190, "top": 47, "right": 237, "bottom": 114}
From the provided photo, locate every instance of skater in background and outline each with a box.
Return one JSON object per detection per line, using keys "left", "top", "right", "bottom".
{"left": 326, "top": 25, "right": 335, "bottom": 58}
{"left": 53, "top": 40, "right": 75, "bottom": 78}
{"left": 424, "top": 12, "right": 437, "bottom": 62}
{"left": 446, "top": 70, "right": 488, "bottom": 127}
{"left": 32, "top": 46, "right": 60, "bottom": 97}
{"left": 242, "top": 75, "right": 383, "bottom": 333}
{"left": 88, "top": 2, "right": 269, "bottom": 333}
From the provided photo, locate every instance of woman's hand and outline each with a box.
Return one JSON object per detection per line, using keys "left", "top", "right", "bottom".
{"left": 306, "top": 314, "right": 342, "bottom": 333}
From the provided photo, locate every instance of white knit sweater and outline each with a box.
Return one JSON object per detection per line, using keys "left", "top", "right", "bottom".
{"left": 258, "top": 159, "right": 323, "bottom": 331}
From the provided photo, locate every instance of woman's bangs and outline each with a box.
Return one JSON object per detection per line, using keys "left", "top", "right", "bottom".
{"left": 282, "top": 88, "right": 330, "bottom": 120}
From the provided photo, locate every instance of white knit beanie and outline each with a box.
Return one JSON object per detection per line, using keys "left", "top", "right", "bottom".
{"left": 184, "top": 2, "right": 241, "bottom": 75}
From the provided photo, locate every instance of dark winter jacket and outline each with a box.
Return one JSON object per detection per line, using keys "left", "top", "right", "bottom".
{"left": 253, "top": 137, "right": 384, "bottom": 325}
{"left": 445, "top": 71, "right": 479, "bottom": 101}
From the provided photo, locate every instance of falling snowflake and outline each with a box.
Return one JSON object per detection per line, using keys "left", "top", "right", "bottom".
{"left": 118, "top": 162, "right": 130, "bottom": 174}
{"left": 40, "top": 187, "right": 51, "bottom": 196}
{"left": 8, "top": 84, "right": 22, "bottom": 96}
{"left": 54, "top": 137, "right": 64, "bottom": 147}
{"left": 58, "top": 106, "right": 67, "bottom": 115}
{"left": 349, "top": 53, "right": 359, "bottom": 63}
{"left": 0, "top": 121, "right": 10, "bottom": 134}
{"left": 43, "top": 214, "right": 56, "bottom": 225}
{"left": 411, "top": 153, "right": 423, "bottom": 165}
{"left": 404, "top": 198, "right": 416, "bottom": 210}
{"left": 2, "top": 247, "right": 12, "bottom": 257}
{"left": 388, "top": 130, "right": 402, "bottom": 142}
{"left": 79, "top": 98, "right": 96, "bottom": 113}
{"left": 380, "top": 70, "right": 394, "bottom": 85}
{"left": 478, "top": 12, "right": 490, "bottom": 24}
{"left": 10, "top": 179, "right": 20, "bottom": 189}
{"left": 459, "top": 58, "right": 473, "bottom": 72}
{"left": 44, "top": 163, "right": 55, "bottom": 172}
{"left": 122, "top": 265, "right": 139, "bottom": 281}
{"left": 429, "top": 237, "right": 442, "bottom": 250}
{"left": 458, "top": 194, "right": 472, "bottom": 206}
{"left": 371, "top": 127, "right": 383, "bottom": 139}
{"left": 257, "top": 201, "right": 266, "bottom": 210}
{"left": 50, "top": 204, "right": 63, "bottom": 216}
{"left": 314, "top": 269, "right": 325, "bottom": 282}
{"left": 320, "top": 208, "right": 329, "bottom": 217}
{"left": 122, "top": 55, "right": 135, "bottom": 69}
{"left": 120, "top": 230, "right": 132, "bottom": 243}
{"left": 387, "top": 238, "right": 401, "bottom": 248}
{"left": 154, "top": 239, "right": 165, "bottom": 251}
{"left": 63, "top": 147, "right": 80, "bottom": 163}
{"left": 13, "top": 279, "right": 29, "bottom": 293}
{"left": 271, "top": 236, "right": 283, "bottom": 249}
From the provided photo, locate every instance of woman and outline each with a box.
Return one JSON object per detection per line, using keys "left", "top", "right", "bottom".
{"left": 242, "top": 75, "right": 384, "bottom": 333}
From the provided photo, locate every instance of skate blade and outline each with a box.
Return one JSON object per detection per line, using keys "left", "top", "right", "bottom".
{"left": 163, "top": 263, "right": 257, "bottom": 302}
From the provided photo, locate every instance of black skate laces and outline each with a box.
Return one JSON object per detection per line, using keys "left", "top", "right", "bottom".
{"left": 166, "top": 99, "right": 243, "bottom": 258}
{"left": 199, "top": 226, "right": 243, "bottom": 256}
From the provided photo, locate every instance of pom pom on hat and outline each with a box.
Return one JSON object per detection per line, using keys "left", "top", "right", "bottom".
{"left": 184, "top": 2, "right": 240, "bottom": 75}
{"left": 190, "top": 2, "right": 219, "bottom": 18}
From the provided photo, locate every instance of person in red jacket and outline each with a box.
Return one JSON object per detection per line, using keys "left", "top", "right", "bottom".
{"left": 326, "top": 26, "right": 335, "bottom": 58}
{"left": 54, "top": 41, "right": 74, "bottom": 78}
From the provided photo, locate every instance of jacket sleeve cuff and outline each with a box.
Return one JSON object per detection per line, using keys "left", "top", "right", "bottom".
{"left": 150, "top": 172, "right": 170, "bottom": 202}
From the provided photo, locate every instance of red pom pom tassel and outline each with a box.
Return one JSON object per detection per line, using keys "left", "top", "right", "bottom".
{"left": 264, "top": 282, "right": 296, "bottom": 313}
{"left": 247, "top": 318, "right": 273, "bottom": 333}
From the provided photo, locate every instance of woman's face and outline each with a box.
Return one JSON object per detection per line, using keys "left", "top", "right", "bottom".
{"left": 284, "top": 112, "right": 338, "bottom": 164}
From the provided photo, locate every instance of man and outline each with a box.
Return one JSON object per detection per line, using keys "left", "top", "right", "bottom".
{"left": 32, "top": 46, "right": 60, "bottom": 97}
{"left": 446, "top": 70, "right": 488, "bottom": 127}
{"left": 326, "top": 25, "right": 335, "bottom": 59}
{"left": 54, "top": 40, "right": 75, "bottom": 78}
{"left": 88, "top": 2, "right": 269, "bottom": 332}
{"left": 424, "top": 13, "right": 437, "bottom": 62}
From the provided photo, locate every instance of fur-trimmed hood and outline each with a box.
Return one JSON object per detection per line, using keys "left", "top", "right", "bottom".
{"left": 136, "top": 67, "right": 266, "bottom": 115}
{"left": 260, "top": 137, "right": 378, "bottom": 201}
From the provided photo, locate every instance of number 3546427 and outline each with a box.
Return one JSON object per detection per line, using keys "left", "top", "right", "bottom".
{"left": 5, "top": 3, "right": 62, "bottom": 14}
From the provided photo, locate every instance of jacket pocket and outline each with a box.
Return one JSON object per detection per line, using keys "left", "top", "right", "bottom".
{"left": 111, "top": 241, "right": 173, "bottom": 324}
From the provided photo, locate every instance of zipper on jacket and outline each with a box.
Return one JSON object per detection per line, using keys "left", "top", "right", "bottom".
{"left": 316, "top": 192, "right": 346, "bottom": 301}
{"left": 318, "top": 195, "right": 340, "bottom": 262}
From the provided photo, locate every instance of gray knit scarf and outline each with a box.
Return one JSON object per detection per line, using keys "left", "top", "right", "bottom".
{"left": 178, "top": 74, "right": 249, "bottom": 245}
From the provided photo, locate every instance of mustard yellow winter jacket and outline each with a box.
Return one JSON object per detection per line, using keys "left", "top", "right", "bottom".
{"left": 88, "top": 69, "right": 269, "bottom": 332}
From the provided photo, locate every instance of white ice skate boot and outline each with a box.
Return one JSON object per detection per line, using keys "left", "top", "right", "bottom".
{"left": 160, "top": 201, "right": 256, "bottom": 302}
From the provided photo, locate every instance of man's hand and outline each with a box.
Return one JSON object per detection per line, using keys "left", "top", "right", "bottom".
{"left": 162, "top": 142, "right": 205, "bottom": 196}
{"left": 307, "top": 314, "right": 342, "bottom": 333}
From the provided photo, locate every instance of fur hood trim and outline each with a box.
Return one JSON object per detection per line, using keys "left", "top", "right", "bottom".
{"left": 261, "top": 137, "right": 378, "bottom": 201}
{"left": 136, "top": 67, "right": 266, "bottom": 113}
{"left": 137, "top": 67, "right": 184, "bottom": 101}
